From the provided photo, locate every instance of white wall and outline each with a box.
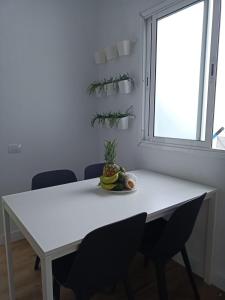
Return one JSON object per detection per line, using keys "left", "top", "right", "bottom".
{"left": 97, "top": 0, "right": 225, "bottom": 291}
{"left": 94, "top": 0, "right": 160, "bottom": 168}
{"left": 1, "top": 0, "right": 224, "bottom": 292}
{"left": 0, "top": 0, "right": 100, "bottom": 238}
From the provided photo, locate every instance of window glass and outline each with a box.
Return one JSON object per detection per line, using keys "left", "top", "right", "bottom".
{"left": 213, "top": 2, "right": 225, "bottom": 150}
{"left": 154, "top": 2, "right": 205, "bottom": 140}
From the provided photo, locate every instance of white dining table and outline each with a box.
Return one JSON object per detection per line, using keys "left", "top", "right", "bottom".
{"left": 2, "top": 169, "right": 217, "bottom": 300}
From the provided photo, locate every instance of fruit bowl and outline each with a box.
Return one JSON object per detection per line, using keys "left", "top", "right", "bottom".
{"left": 106, "top": 187, "right": 137, "bottom": 194}
{"left": 99, "top": 139, "right": 137, "bottom": 192}
{"left": 99, "top": 172, "right": 137, "bottom": 192}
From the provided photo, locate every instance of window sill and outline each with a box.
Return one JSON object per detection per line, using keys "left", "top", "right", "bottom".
{"left": 139, "top": 139, "right": 225, "bottom": 160}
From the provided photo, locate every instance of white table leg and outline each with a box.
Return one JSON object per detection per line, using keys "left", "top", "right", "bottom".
{"left": 2, "top": 207, "right": 16, "bottom": 300}
{"left": 204, "top": 191, "right": 217, "bottom": 284}
{"left": 41, "top": 256, "right": 53, "bottom": 300}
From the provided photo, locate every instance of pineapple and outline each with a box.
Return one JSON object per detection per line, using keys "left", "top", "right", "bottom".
{"left": 103, "top": 139, "right": 120, "bottom": 177}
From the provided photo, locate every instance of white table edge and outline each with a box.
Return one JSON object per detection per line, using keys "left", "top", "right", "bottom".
{"left": 1, "top": 178, "right": 218, "bottom": 300}
{"left": 2, "top": 198, "right": 44, "bottom": 258}
{"left": 2, "top": 189, "right": 216, "bottom": 257}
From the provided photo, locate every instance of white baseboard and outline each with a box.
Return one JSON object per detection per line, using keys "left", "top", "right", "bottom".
{"left": 0, "top": 230, "right": 24, "bottom": 245}
{"left": 213, "top": 272, "right": 225, "bottom": 292}
{"left": 173, "top": 255, "right": 225, "bottom": 292}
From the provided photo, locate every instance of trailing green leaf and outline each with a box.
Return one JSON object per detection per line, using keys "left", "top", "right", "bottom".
{"left": 87, "top": 81, "right": 105, "bottom": 96}
{"left": 88, "top": 73, "right": 134, "bottom": 96}
{"left": 115, "top": 73, "right": 134, "bottom": 84}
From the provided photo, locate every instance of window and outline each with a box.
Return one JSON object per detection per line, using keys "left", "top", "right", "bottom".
{"left": 142, "top": 0, "right": 225, "bottom": 151}
{"left": 212, "top": 1, "right": 225, "bottom": 150}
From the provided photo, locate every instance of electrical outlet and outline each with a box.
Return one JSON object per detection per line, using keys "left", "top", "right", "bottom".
{"left": 8, "top": 144, "right": 22, "bottom": 154}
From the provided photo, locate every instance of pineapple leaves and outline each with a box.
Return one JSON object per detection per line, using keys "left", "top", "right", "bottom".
{"left": 104, "top": 139, "right": 117, "bottom": 164}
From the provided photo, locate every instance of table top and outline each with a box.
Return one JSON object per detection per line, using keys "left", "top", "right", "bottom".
{"left": 2, "top": 169, "right": 215, "bottom": 257}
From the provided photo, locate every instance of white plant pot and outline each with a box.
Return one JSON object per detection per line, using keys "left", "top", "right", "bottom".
{"left": 99, "top": 119, "right": 112, "bottom": 129}
{"left": 105, "top": 45, "right": 118, "bottom": 61}
{"left": 105, "top": 82, "right": 117, "bottom": 96}
{"left": 94, "top": 49, "right": 106, "bottom": 64}
{"left": 117, "top": 116, "right": 129, "bottom": 130}
{"left": 118, "top": 79, "right": 133, "bottom": 94}
{"left": 105, "top": 118, "right": 115, "bottom": 128}
{"left": 117, "top": 40, "right": 132, "bottom": 56}
{"left": 100, "top": 119, "right": 110, "bottom": 129}
{"left": 105, "top": 119, "right": 112, "bottom": 128}
{"left": 95, "top": 86, "right": 105, "bottom": 98}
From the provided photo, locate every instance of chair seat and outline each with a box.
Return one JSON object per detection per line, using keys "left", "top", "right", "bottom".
{"left": 53, "top": 251, "right": 77, "bottom": 285}
{"left": 141, "top": 218, "right": 167, "bottom": 254}
{"left": 84, "top": 163, "right": 105, "bottom": 180}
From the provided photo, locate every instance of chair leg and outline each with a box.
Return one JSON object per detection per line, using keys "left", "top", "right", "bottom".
{"left": 53, "top": 278, "right": 60, "bottom": 300}
{"left": 181, "top": 247, "right": 200, "bottom": 300}
{"left": 154, "top": 261, "right": 168, "bottom": 300}
{"left": 34, "top": 256, "right": 40, "bottom": 270}
{"left": 124, "top": 280, "right": 135, "bottom": 300}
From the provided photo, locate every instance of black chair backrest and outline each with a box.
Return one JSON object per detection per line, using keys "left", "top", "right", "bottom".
{"left": 32, "top": 169, "right": 77, "bottom": 190}
{"left": 66, "top": 213, "right": 147, "bottom": 296}
{"left": 84, "top": 163, "right": 105, "bottom": 180}
{"left": 151, "top": 193, "right": 206, "bottom": 261}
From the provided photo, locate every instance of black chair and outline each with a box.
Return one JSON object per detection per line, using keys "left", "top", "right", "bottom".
{"left": 32, "top": 169, "right": 77, "bottom": 270}
{"left": 84, "top": 163, "right": 105, "bottom": 180}
{"left": 52, "top": 212, "right": 147, "bottom": 300}
{"left": 140, "top": 193, "right": 206, "bottom": 300}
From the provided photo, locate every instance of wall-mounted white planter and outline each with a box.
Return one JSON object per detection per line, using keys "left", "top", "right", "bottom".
{"left": 117, "top": 40, "right": 133, "bottom": 56}
{"left": 118, "top": 79, "right": 133, "bottom": 94}
{"left": 105, "top": 119, "right": 112, "bottom": 129}
{"left": 100, "top": 119, "right": 111, "bottom": 129}
{"left": 94, "top": 39, "right": 135, "bottom": 65}
{"left": 94, "top": 50, "right": 106, "bottom": 64}
{"left": 117, "top": 116, "right": 129, "bottom": 130}
{"left": 95, "top": 86, "right": 106, "bottom": 98}
{"left": 105, "top": 83, "right": 117, "bottom": 96}
{"left": 104, "top": 117, "right": 129, "bottom": 130}
{"left": 105, "top": 46, "right": 118, "bottom": 61}
{"left": 94, "top": 115, "right": 133, "bottom": 130}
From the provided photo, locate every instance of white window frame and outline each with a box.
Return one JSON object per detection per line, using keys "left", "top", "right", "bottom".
{"left": 140, "top": 0, "right": 222, "bottom": 151}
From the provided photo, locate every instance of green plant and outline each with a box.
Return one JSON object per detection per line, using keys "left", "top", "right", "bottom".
{"left": 105, "top": 77, "right": 114, "bottom": 84}
{"left": 112, "top": 106, "right": 134, "bottom": 118}
{"left": 88, "top": 74, "right": 134, "bottom": 96}
{"left": 91, "top": 106, "right": 135, "bottom": 128}
{"left": 105, "top": 77, "right": 118, "bottom": 89}
{"left": 107, "top": 112, "right": 119, "bottom": 128}
{"left": 87, "top": 81, "right": 104, "bottom": 95}
{"left": 91, "top": 113, "right": 107, "bottom": 127}
{"left": 116, "top": 73, "right": 134, "bottom": 84}
{"left": 120, "top": 73, "right": 130, "bottom": 81}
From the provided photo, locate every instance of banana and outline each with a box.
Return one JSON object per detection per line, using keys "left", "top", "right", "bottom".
{"left": 100, "top": 182, "right": 117, "bottom": 190}
{"left": 100, "top": 172, "right": 119, "bottom": 184}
